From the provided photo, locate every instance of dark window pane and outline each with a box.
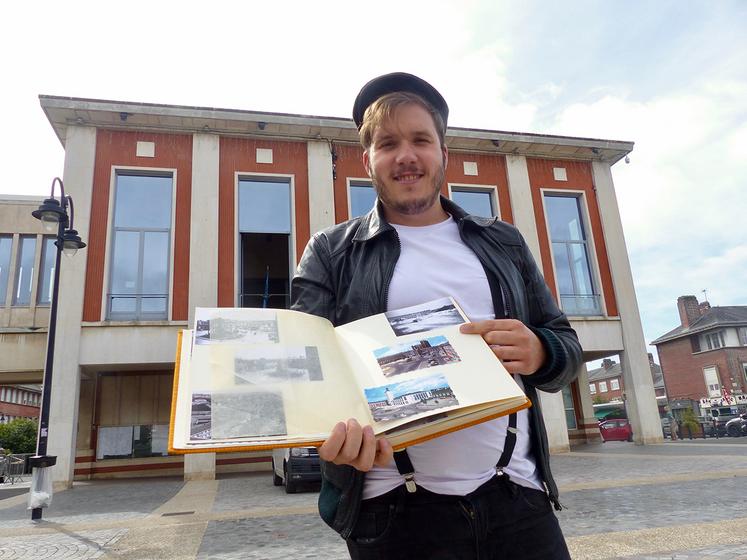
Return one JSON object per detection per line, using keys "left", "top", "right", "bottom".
{"left": 238, "top": 179, "right": 291, "bottom": 233}
{"left": 114, "top": 175, "right": 172, "bottom": 229}
{"left": 13, "top": 236, "right": 36, "bottom": 305}
{"left": 0, "top": 236, "right": 12, "bottom": 306}
{"left": 349, "top": 184, "right": 377, "bottom": 218}
{"left": 38, "top": 237, "right": 57, "bottom": 304}
{"left": 452, "top": 190, "right": 494, "bottom": 217}
{"left": 545, "top": 196, "right": 584, "bottom": 241}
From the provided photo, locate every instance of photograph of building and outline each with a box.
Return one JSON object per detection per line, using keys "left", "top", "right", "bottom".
{"left": 0, "top": 93, "right": 662, "bottom": 487}
{"left": 374, "top": 335, "right": 460, "bottom": 377}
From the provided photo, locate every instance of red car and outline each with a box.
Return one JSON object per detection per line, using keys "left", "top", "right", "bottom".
{"left": 599, "top": 418, "right": 633, "bottom": 442}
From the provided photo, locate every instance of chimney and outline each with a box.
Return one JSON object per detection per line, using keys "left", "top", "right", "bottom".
{"left": 677, "top": 295, "right": 700, "bottom": 327}
{"left": 601, "top": 358, "right": 615, "bottom": 370}
{"left": 698, "top": 301, "right": 711, "bottom": 315}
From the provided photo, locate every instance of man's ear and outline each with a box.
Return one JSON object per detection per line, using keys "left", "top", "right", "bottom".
{"left": 362, "top": 149, "right": 372, "bottom": 177}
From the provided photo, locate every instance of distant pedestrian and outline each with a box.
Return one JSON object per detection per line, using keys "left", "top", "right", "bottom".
{"left": 670, "top": 416, "right": 679, "bottom": 440}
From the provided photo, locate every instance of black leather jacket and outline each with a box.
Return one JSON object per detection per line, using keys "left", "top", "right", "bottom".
{"left": 291, "top": 196, "right": 582, "bottom": 538}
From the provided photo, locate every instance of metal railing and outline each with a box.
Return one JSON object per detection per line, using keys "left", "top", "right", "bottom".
{"left": 559, "top": 294, "right": 603, "bottom": 317}
{"left": 0, "top": 454, "right": 31, "bottom": 484}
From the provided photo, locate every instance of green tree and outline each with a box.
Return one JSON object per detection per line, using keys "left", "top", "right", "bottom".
{"left": 680, "top": 408, "right": 700, "bottom": 437}
{"left": 0, "top": 418, "right": 38, "bottom": 454}
{"left": 592, "top": 395, "right": 608, "bottom": 405}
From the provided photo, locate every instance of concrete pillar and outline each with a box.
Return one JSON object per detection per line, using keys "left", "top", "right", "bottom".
{"left": 505, "top": 155, "right": 542, "bottom": 270}
{"left": 538, "top": 390, "right": 570, "bottom": 453}
{"left": 576, "top": 363, "right": 602, "bottom": 444}
{"left": 307, "top": 141, "right": 335, "bottom": 235}
{"left": 184, "top": 133, "right": 220, "bottom": 480}
{"left": 592, "top": 161, "right": 662, "bottom": 444}
{"left": 48, "top": 125, "right": 97, "bottom": 488}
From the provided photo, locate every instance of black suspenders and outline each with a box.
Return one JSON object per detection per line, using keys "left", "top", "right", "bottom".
{"left": 392, "top": 412, "right": 518, "bottom": 493}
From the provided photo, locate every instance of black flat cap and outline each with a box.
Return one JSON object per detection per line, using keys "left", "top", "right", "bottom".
{"left": 352, "top": 72, "right": 449, "bottom": 130}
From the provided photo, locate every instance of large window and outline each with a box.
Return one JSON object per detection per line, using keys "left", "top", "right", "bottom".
{"left": 108, "top": 173, "right": 172, "bottom": 320}
{"left": 0, "top": 235, "right": 11, "bottom": 305}
{"left": 599, "top": 381, "right": 608, "bottom": 393}
{"left": 705, "top": 331, "right": 725, "bottom": 350}
{"left": 451, "top": 187, "right": 496, "bottom": 218}
{"left": 349, "top": 181, "right": 376, "bottom": 219}
{"left": 544, "top": 194, "right": 601, "bottom": 316}
{"left": 561, "top": 385, "right": 577, "bottom": 429}
{"left": 610, "top": 379, "right": 620, "bottom": 391}
{"left": 703, "top": 366, "right": 721, "bottom": 397}
{"left": 13, "top": 236, "right": 36, "bottom": 306}
{"left": 238, "top": 177, "right": 293, "bottom": 309}
{"left": 37, "top": 236, "right": 56, "bottom": 305}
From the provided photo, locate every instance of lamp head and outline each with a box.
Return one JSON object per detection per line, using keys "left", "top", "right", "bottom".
{"left": 60, "top": 229, "right": 86, "bottom": 257}
{"left": 32, "top": 198, "right": 66, "bottom": 232}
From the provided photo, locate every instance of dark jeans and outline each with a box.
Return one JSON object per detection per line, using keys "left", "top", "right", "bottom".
{"left": 346, "top": 475, "right": 570, "bottom": 560}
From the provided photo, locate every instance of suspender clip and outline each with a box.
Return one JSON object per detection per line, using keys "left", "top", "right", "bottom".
{"left": 495, "top": 466, "right": 505, "bottom": 476}
{"left": 404, "top": 473, "right": 417, "bottom": 493}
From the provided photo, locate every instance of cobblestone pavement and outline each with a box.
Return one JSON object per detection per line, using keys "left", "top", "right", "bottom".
{"left": 0, "top": 440, "right": 745, "bottom": 559}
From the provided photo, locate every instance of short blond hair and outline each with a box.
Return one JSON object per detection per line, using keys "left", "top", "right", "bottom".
{"left": 359, "top": 92, "right": 446, "bottom": 151}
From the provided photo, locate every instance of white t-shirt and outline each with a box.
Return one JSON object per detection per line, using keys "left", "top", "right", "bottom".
{"left": 362, "top": 216, "right": 544, "bottom": 499}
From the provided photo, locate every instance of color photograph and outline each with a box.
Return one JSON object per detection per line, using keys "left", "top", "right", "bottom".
{"left": 374, "top": 335, "right": 461, "bottom": 377}
{"left": 364, "top": 374, "right": 459, "bottom": 423}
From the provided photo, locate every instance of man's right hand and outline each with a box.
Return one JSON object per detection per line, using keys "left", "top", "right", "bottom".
{"left": 318, "top": 418, "right": 393, "bottom": 471}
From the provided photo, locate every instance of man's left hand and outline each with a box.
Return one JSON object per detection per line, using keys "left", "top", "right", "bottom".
{"left": 460, "top": 319, "right": 546, "bottom": 375}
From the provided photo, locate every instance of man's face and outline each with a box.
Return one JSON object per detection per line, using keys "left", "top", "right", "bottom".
{"left": 363, "top": 103, "right": 448, "bottom": 221}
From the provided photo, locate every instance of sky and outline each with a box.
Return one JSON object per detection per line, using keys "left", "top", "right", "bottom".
{"left": 2, "top": 1, "right": 745, "bottom": 362}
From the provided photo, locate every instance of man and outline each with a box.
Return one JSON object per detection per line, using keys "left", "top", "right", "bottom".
{"left": 291, "top": 72, "right": 582, "bottom": 559}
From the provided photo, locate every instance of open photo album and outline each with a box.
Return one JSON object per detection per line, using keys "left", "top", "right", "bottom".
{"left": 168, "top": 297, "right": 531, "bottom": 453}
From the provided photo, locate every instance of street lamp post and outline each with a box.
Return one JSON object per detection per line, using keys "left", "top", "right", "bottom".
{"left": 29, "top": 177, "right": 86, "bottom": 521}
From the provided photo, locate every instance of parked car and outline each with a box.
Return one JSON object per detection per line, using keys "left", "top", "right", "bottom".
{"left": 725, "top": 413, "right": 747, "bottom": 437}
{"left": 599, "top": 418, "right": 633, "bottom": 442}
{"left": 271, "top": 447, "right": 321, "bottom": 493}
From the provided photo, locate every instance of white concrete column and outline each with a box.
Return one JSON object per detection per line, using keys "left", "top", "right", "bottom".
{"left": 505, "top": 155, "right": 543, "bottom": 271}
{"left": 307, "top": 141, "right": 335, "bottom": 235}
{"left": 592, "top": 161, "right": 662, "bottom": 444}
{"left": 538, "top": 390, "right": 570, "bottom": 453}
{"left": 185, "top": 133, "right": 220, "bottom": 480}
{"left": 48, "top": 125, "right": 97, "bottom": 488}
{"left": 188, "top": 133, "right": 219, "bottom": 322}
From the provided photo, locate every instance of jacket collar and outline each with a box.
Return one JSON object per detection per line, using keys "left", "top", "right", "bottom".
{"left": 353, "top": 195, "right": 497, "bottom": 242}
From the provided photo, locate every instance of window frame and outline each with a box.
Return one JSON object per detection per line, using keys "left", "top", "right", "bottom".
{"left": 234, "top": 172, "right": 296, "bottom": 308}
{"left": 703, "top": 365, "right": 721, "bottom": 397}
{"left": 103, "top": 167, "right": 177, "bottom": 321}
{"left": 447, "top": 183, "right": 500, "bottom": 219}
{"left": 610, "top": 378, "right": 620, "bottom": 391}
{"left": 37, "top": 235, "right": 57, "bottom": 306}
{"left": 599, "top": 381, "right": 608, "bottom": 393}
{"left": 346, "top": 177, "right": 376, "bottom": 219}
{"left": 12, "top": 234, "right": 39, "bottom": 307}
{"left": 540, "top": 190, "right": 604, "bottom": 317}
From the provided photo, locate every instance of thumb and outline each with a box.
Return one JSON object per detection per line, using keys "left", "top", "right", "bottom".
{"left": 374, "top": 437, "right": 393, "bottom": 467}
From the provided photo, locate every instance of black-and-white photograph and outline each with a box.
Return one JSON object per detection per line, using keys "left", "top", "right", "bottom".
{"left": 190, "top": 393, "right": 212, "bottom": 441}
{"left": 211, "top": 391, "right": 287, "bottom": 439}
{"left": 374, "top": 335, "right": 461, "bottom": 377}
{"left": 194, "top": 315, "right": 279, "bottom": 345}
{"left": 234, "top": 346, "right": 323, "bottom": 384}
{"left": 385, "top": 297, "right": 466, "bottom": 337}
{"left": 364, "top": 374, "right": 459, "bottom": 423}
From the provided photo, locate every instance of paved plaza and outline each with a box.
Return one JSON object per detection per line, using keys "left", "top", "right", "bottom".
{"left": 0, "top": 439, "right": 745, "bottom": 559}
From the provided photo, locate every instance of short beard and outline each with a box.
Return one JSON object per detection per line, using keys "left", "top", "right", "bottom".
{"left": 371, "top": 162, "right": 445, "bottom": 216}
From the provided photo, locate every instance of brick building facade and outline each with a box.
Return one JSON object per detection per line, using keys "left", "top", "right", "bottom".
{"left": 652, "top": 296, "right": 747, "bottom": 416}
